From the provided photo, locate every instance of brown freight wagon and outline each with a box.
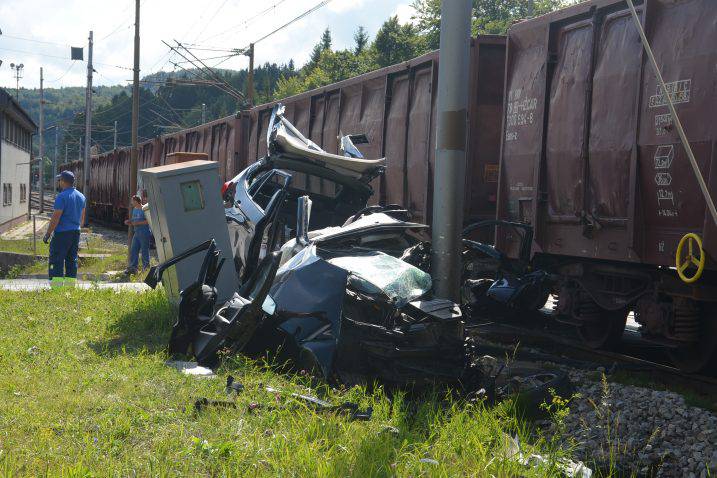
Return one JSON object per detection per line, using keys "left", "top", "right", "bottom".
{"left": 159, "top": 114, "right": 240, "bottom": 180}
{"left": 243, "top": 35, "right": 506, "bottom": 228}
{"left": 496, "top": 0, "right": 717, "bottom": 372}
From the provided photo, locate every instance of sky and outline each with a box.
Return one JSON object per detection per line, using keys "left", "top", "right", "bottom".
{"left": 0, "top": 0, "right": 417, "bottom": 90}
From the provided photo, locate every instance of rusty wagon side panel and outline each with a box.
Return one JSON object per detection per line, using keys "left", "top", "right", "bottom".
{"left": 158, "top": 114, "right": 240, "bottom": 180}
{"left": 243, "top": 36, "right": 506, "bottom": 226}
{"left": 497, "top": 0, "right": 717, "bottom": 270}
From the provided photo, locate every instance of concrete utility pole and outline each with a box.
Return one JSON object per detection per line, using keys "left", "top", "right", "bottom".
{"left": 113, "top": 120, "right": 117, "bottom": 149}
{"left": 201, "top": 103, "right": 206, "bottom": 124}
{"left": 53, "top": 127, "right": 58, "bottom": 183}
{"left": 83, "top": 30, "right": 94, "bottom": 211}
{"left": 39, "top": 67, "right": 44, "bottom": 213}
{"left": 65, "top": 143, "right": 68, "bottom": 164}
{"left": 128, "top": 0, "right": 140, "bottom": 259}
{"left": 79, "top": 136, "right": 82, "bottom": 160}
{"left": 130, "top": 0, "right": 140, "bottom": 198}
{"left": 28, "top": 152, "right": 32, "bottom": 217}
{"left": 430, "top": 0, "right": 472, "bottom": 301}
{"left": 247, "top": 43, "right": 255, "bottom": 107}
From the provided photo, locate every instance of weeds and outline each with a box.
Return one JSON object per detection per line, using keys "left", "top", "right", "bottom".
{"left": 0, "top": 288, "right": 575, "bottom": 476}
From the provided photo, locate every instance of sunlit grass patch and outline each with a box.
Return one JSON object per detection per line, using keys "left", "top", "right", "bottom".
{"left": 0, "top": 288, "right": 573, "bottom": 477}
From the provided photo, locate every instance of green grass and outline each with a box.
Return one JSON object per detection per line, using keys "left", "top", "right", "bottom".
{"left": 0, "top": 233, "right": 149, "bottom": 281}
{"left": 18, "top": 253, "right": 135, "bottom": 279}
{"left": 0, "top": 238, "right": 49, "bottom": 256}
{"left": 0, "top": 289, "right": 573, "bottom": 477}
{"left": 0, "top": 234, "right": 125, "bottom": 257}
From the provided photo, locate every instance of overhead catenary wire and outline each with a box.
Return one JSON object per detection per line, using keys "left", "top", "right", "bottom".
{"left": 149, "top": 107, "right": 186, "bottom": 130}
{"left": 209, "top": 0, "right": 333, "bottom": 69}
{"left": 0, "top": 33, "right": 73, "bottom": 47}
{"left": 199, "top": 0, "right": 290, "bottom": 44}
{"left": 153, "top": 93, "right": 189, "bottom": 126}
{"left": 173, "top": 53, "right": 239, "bottom": 65}
{"left": 191, "top": 0, "right": 231, "bottom": 42}
{"left": 0, "top": 46, "right": 132, "bottom": 72}
{"left": 168, "top": 58, "right": 242, "bottom": 101}
{"left": 172, "top": 40, "right": 245, "bottom": 95}
{"left": 252, "top": 0, "right": 334, "bottom": 45}
{"left": 98, "top": 0, "right": 149, "bottom": 41}
{"left": 46, "top": 62, "right": 77, "bottom": 83}
{"left": 164, "top": 40, "right": 244, "bottom": 100}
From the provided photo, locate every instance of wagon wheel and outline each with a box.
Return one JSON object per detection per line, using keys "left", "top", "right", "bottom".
{"left": 576, "top": 308, "right": 628, "bottom": 350}
{"left": 668, "top": 303, "right": 717, "bottom": 374}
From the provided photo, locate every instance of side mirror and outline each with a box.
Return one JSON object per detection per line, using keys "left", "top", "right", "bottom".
{"left": 296, "top": 195, "right": 312, "bottom": 246}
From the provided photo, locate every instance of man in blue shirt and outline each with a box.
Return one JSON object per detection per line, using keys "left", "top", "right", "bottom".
{"left": 43, "top": 171, "right": 86, "bottom": 279}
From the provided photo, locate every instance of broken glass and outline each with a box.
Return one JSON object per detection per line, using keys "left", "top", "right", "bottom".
{"left": 328, "top": 252, "right": 432, "bottom": 307}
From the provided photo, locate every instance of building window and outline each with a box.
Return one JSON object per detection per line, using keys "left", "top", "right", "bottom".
{"left": 2, "top": 183, "right": 12, "bottom": 206}
{"left": 20, "top": 184, "right": 27, "bottom": 203}
{"left": 2, "top": 115, "right": 31, "bottom": 152}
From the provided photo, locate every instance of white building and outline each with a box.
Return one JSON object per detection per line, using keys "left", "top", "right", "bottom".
{"left": 0, "top": 88, "right": 36, "bottom": 233}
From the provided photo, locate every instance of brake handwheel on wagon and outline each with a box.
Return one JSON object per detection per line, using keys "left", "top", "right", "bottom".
{"left": 664, "top": 234, "right": 717, "bottom": 373}
{"left": 675, "top": 233, "right": 705, "bottom": 284}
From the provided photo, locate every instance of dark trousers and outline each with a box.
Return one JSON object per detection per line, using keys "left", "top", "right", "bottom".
{"left": 49, "top": 230, "right": 80, "bottom": 279}
{"left": 129, "top": 229, "right": 151, "bottom": 271}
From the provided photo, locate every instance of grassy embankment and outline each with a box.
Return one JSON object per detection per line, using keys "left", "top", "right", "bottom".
{"left": 0, "top": 235, "right": 135, "bottom": 280}
{"left": 0, "top": 288, "right": 575, "bottom": 477}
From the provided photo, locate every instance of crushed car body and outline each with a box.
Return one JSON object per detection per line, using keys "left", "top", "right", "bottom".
{"left": 145, "top": 104, "right": 572, "bottom": 401}
{"left": 145, "top": 104, "right": 474, "bottom": 389}
{"left": 147, "top": 202, "right": 470, "bottom": 389}
{"left": 223, "top": 104, "right": 386, "bottom": 281}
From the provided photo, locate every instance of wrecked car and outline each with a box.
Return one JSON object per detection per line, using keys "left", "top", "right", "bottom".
{"left": 148, "top": 197, "right": 472, "bottom": 389}
{"left": 222, "top": 104, "right": 387, "bottom": 281}
{"left": 145, "top": 106, "right": 570, "bottom": 403}
{"left": 144, "top": 105, "right": 489, "bottom": 389}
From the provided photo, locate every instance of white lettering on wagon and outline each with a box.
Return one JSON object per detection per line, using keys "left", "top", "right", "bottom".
{"left": 655, "top": 113, "right": 672, "bottom": 136}
{"left": 649, "top": 79, "right": 691, "bottom": 108}
{"left": 505, "top": 88, "right": 538, "bottom": 142}
{"left": 654, "top": 145, "right": 678, "bottom": 217}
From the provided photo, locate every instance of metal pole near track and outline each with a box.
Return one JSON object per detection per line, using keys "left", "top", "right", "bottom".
{"left": 626, "top": 0, "right": 717, "bottom": 226}
{"left": 39, "top": 67, "right": 44, "bottom": 213}
{"left": 128, "top": 0, "right": 140, "bottom": 264}
{"left": 431, "top": 0, "right": 472, "bottom": 300}
{"left": 83, "top": 31, "right": 94, "bottom": 221}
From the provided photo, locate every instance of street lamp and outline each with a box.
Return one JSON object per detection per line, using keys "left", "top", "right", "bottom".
{"left": 9, "top": 62, "right": 24, "bottom": 99}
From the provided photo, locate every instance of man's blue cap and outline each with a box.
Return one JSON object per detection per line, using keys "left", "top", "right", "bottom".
{"left": 56, "top": 170, "right": 75, "bottom": 183}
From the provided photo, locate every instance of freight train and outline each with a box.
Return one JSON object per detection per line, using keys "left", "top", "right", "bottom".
{"left": 495, "top": 0, "right": 717, "bottom": 373}
{"left": 60, "top": 0, "right": 717, "bottom": 373}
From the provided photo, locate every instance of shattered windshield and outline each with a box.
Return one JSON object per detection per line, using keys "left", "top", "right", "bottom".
{"left": 328, "top": 252, "right": 432, "bottom": 307}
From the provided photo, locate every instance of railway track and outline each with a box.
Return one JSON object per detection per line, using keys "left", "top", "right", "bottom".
{"left": 29, "top": 191, "right": 55, "bottom": 212}
{"left": 467, "top": 305, "right": 717, "bottom": 399}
